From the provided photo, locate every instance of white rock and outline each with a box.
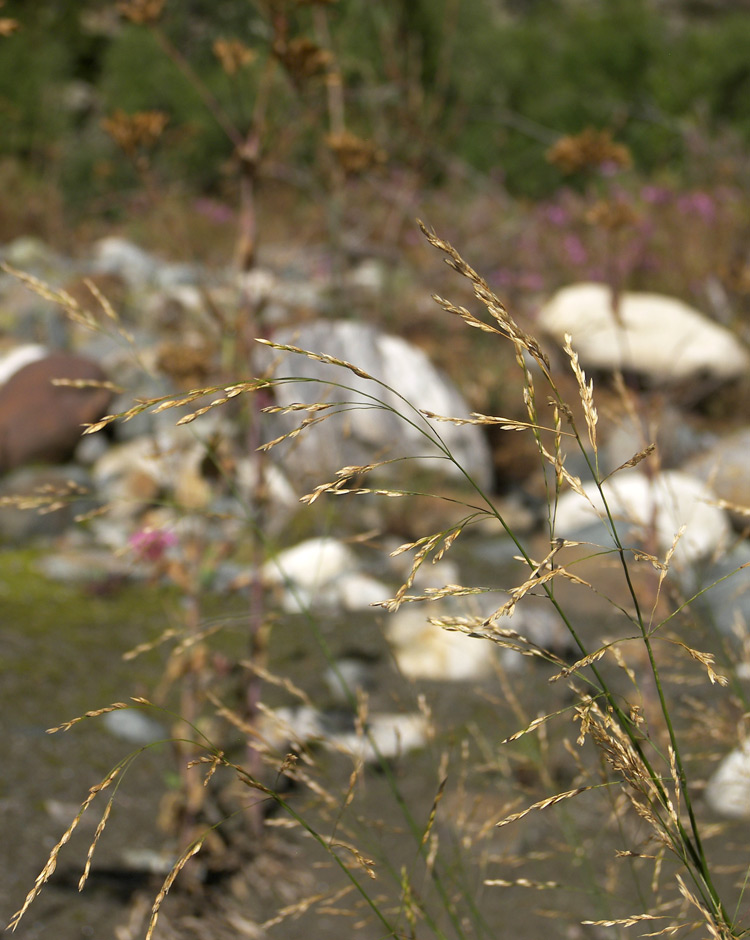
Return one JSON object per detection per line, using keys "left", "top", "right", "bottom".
{"left": 238, "top": 268, "right": 276, "bottom": 305}
{"left": 259, "top": 705, "right": 328, "bottom": 751}
{"left": 92, "top": 429, "right": 208, "bottom": 523}
{"left": 103, "top": 708, "right": 166, "bottom": 744}
{"left": 143, "top": 284, "right": 206, "bottom": 320}
{"left": 553, "top": 470, "right": 729, "bottom": 567}
{"left": 0, "top": 344, "right": 47, "bottom": 385}
{"left": 386, "top": 606, "right": 498, "bottom": 681}
{"left": 705, "top": 740, "right": 750, "bottom": 818}
{"left": 92, "top": 236, "right": 159, "bottom": 286}
{"left": 262, "top": 539, "right": 390, "bottom": 613}
{"left": 324, "top": 657, "right": 373, "bottom": 703}
{"left": 686, "top": 428, "right": 750, "bottom": 518}
{"left": 235, "top": 456, "right": 298, "bottom": 514}
{"left": 263, "top": 537, "right": 357, "bottom": 590}
{"left": 336, "top": 571, "right": 390, "bottom": 611}
{"left": 330, "top": 712, "right": 428, "bottom": 763}
{"left": 258, "top": 705, "right": 427, "bottom": 763}
{"left": 257, "top": 320, "right": 493, "bottom": 489}
{"left": 345, "top": 259, "right": 385, "bottom": 293}
{"left": 539, "top": 283, "right": 750, "bottom": 382}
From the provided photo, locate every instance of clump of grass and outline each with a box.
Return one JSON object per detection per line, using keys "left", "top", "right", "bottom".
{"left": 8, "top": 222, "right": 750, "bottom": 940}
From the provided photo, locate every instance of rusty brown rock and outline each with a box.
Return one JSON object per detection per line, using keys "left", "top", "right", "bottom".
{"left": 0, "top": 353, "right": 113, "bottom": 472}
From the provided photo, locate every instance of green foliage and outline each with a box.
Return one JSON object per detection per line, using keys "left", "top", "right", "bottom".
{"left": 0, "top": 3, "right": 77, "bottom": 168}
{"left": 5, "top": 1, "right": 750, "bottom": 205}
{"left": 98, "top": 27, "right": 230, "bottom": 189}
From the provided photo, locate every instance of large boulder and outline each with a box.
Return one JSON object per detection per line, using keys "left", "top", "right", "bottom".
{"left": 538, "top": 283, "right": 750, "bottom": 384}
{"left": 0, "top": 353, "right": 113, "bottom": 472}
{"left": 685, "top": 428, "right": 750, "bottom": 524}
{"left": 257, "top": 320, "right": 494, "bottom": 489}
{"left": 552, "top": 469, "right": 730, "bottom": 569}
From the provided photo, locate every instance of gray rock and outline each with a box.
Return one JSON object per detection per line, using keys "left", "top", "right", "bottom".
{"left": 103, "top": 708, "right": 166, "bottom": 745}
{"left": 258, "top": 320, "right": 493, "bottom": 489}
{"left": 92, "top": 237, "right": 159, "bottom": 286}
{"left": 602, "top": 405, "right": 716, "bottom": 475}
{"left": 706, "top": 739, "right": 750, "bottom": 818}
{"left": 36, "top": 548, "right": 131, "bottom": 584}
{"left": 691, "top": 542, "right": 750, "bottom": 637}
{"left": 155, "top": 262, "right": 204, "bottom": 289}
{"left": 553, "top": 470, "right": 730, "bottom": 569}
{"left": 1, "top": 237, "right": 65, "bottom": 275}
{"left": 0, "top": 465, "right": 95, "bottom": 540}
{"left": 686, "top": 429, "right": 750, "bottom": 525}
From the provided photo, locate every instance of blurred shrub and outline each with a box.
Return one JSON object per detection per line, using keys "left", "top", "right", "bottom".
{"left": 0, "top": 3, "right": 80, "bottom": 169}
{"left": 5, "top": 0, "right": 750, "bottom": 208}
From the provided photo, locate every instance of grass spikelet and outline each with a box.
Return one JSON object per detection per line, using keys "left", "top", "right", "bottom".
{"left": 47, "top": 701, "right": 132, "bottom": 734}
{"left": 262, "top": 401, "right": 339, "bottom": 415}
{"left": 255, "top": 338, "right": 376, "bottom": 381}
{"left": 483, "top": 564, "right": 566, "bottom": 621}
{"left": 581, "top": 914, "right": 665, "bottom": 927}
{"left": 331, "top": 841, "right": 377, "bottom": 879}
{"left": 300, "top": 459, "right": 408, "bottom": 503}
{"left": 419, "top": 410, "right": 561, "bottom": 433}
{"left": 240, "top": 658, "right": 314, "bottom": 706}
{"left": 185, "top": 751, "right": 224, "bottom": 784}
{"left": 430, "top": 293, "right": 506, "bottom": 335}
{"left": 1, "top": 263, "right": 99, "bottom": 331}
{"left": 538, "top": 439, "right": 586, "bottom": 496}
{"left": 82, "top": 276, "right": 119, "bottom": 322}
{"left": 262, "top": 887, "right": 356, "bottom": 930}
{"left": 548, "top": 644, "right": 609, "bottom": 682}
{"left": 484, "top": 878, "right": 560, "bottom": 889}
{"left": 123, "top": 628, "right": 181, "bottom": 660}
{"left": 51, "top": 377, "right": 123, "bottom": 393}
{"left": 145, "top": 837, "right": 205, "bottom": 940}
{"left": 418, "top": 220, "right": 551, "bottom": 375}
{"left": 175, "top": 395, "right": 233, "bottom": 424}
{"left": 257, "top": 412, "right": 332, "bottom": 452}
{"left": 83, "top": 382, "right": 264, "bottom": 435}
{"left": 495, "top": 786, "right": 593, "bottom": 828}
{"left": 563, "top": 333, "right": 598, "bottom": 453}
{"left": 501, "top": 712, "right": 559, "bottom": 744}
{"left": 379, "top": 533, "right": 443, "bottom": 611}
{"left": 7, "top": 765, "right": 122, "bottom": 930}
{"left": 605, "top": 442, "right": 657, "bottom": 480}
{"left": 662, "top": 636, "right": 728, "bottom": 686}
{"left": 420, "top": 771, "right": 448, "bottom": 848}
{"left": 465, "top": 623, "right": 563, "bottom": 663}
{"left": 78, "top": 798, "right": 114, "bottom": 890}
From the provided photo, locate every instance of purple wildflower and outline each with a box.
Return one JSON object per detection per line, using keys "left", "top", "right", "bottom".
{"left": 129, "top": 527, "right": 178, "bottom": 563}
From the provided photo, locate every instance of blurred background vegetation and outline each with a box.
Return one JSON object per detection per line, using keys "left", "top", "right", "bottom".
{"left": 4, "top": 0, "right": 750, "bottom": 227}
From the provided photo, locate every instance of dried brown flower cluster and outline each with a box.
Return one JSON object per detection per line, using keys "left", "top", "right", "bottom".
{"left": 101, "top": 109, "right": 169, "bottom": 156}
{"left": 0, "top": 16, "right": 19, "bottom": 36}
{"left": 272, "top": 36, "right": 331, "bottom": 82}
{"left": 117, "top": 0, "right": 166, "bottom": 24}
{"left": 326, "top": 132, "right": 385, "bottom": 175}
{"left": 585, "top": 198, "right": 639, "bottom": 230}
{"left": 213, "top": 38, "right": 256, "bottom": 76}
{"left": 155, "top": 342, "right": 214, "bottom": 388}
{"left": 546, "top": 128, "right": 632, "bottom": 174}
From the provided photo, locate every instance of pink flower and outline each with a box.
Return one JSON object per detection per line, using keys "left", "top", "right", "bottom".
{"left": 563, "top": 234, "right": 588, "bottom": 267}
{"left": 641, "top": 185, "right": 672, "bottom": 206}
{"left": 193, "top": 198, "right": 234, "bottom": 225}
{"left": 677, "top": 191, "right": 716, "bottom": 221}
{"left": 542, "top": 203, "right": 569, "bottom": 226}
{"left": 129, "top": 527, "right": 178, "bottom": 563}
